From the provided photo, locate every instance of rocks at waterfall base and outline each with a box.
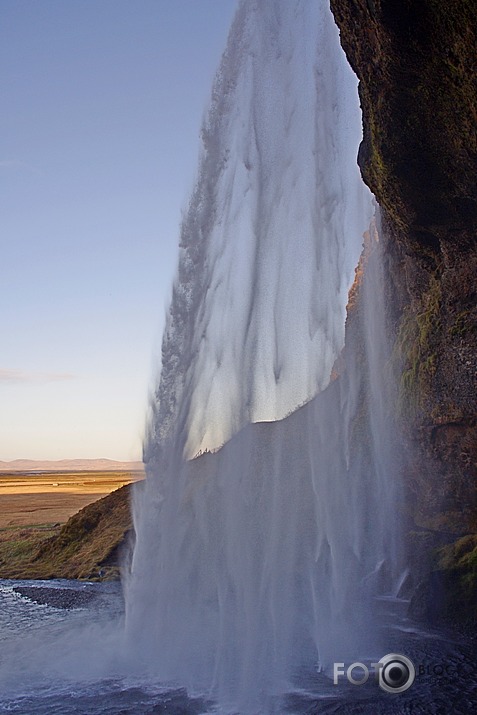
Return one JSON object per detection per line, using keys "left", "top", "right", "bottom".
{"left": 330, "top": 0, "right": 477, "bottom": 624}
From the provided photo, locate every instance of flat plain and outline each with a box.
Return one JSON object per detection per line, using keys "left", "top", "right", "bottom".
{"left": 0, "top": 470, "right": 143, "bottom": 528}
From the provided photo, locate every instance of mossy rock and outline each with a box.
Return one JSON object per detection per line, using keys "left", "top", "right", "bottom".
{"left": 394, "top": 274, "right": 442, "bottom": 418}
{"left": 409, "top": 534, "right": 477, "bottom": 625}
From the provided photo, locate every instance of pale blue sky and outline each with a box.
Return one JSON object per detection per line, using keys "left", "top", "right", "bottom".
{"left": 0, "top": 0, "right": 237, "bottom": 460}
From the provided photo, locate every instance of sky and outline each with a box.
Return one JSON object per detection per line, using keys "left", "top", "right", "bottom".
{"left": 0, "top": 0, "right": 237, "bottom": 461}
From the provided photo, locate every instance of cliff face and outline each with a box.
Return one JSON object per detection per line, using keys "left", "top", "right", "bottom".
{"left": 331, "top": 0, "right": 477, "bottom": 621}
{"left": 330, "top": 0, "right": 477, "bottom": 235}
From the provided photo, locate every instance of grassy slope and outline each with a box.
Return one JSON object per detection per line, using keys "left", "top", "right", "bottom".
{"left": 0, "top": 482, "right": 135, "bottom": 580}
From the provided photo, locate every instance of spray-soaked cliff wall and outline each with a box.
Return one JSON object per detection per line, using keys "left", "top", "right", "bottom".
{"left": 330, "top": 0, "right": 477, "bottom": 622}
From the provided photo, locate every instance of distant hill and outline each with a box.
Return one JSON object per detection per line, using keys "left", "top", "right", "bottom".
{"left": 0, "top": 458, "right": 144, "bottom": 473}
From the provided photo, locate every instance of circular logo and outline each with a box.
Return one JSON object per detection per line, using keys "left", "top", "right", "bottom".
{"left": 378, "top": 653, "right": 415, "bottom": 693}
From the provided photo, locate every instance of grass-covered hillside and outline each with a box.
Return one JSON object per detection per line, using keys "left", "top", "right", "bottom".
{"left": 0, "top": 482, "right": 135, "bottom": 581}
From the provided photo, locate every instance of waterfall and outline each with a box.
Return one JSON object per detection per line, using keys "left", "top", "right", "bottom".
{"left": 125, "top": 1, "right": 402, "bottom": 712}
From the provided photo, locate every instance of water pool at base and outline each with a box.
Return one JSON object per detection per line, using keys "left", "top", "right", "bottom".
{"left": 0, "top": 579, "right": 475, "bottom": 715}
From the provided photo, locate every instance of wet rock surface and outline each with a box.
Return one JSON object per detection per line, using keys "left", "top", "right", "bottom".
{"left": 329, "top": 0, "right": 477, "bottom": 236}
{"left": 330, "top": 0, "right": 477, "bottom": 624}
{"left": 13, "top": 584, "right": 99, "bottom": 609}
{"left": 285, "top": 599, "right": 477, "bottom": 714}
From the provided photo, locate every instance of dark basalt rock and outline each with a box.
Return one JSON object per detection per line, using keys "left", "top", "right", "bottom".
{"left": 330, "top": 0, "right": 477, "bottom": 240}
{"left": 13, "top": 585, "right": 98, "bottom": 609}
{"left": 330, "top": 0, "right": 477, "bottom": 623}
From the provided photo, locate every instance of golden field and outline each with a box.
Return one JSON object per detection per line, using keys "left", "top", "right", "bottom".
{"left": 0, "top": 470, "right": 141, "bottom": 579}
{"left": 0, "top": 470, "right": 142, "bottom": 529}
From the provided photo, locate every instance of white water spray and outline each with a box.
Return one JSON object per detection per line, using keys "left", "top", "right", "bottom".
{"left": 126, "top": 1, "right": 401, "bottom": 712}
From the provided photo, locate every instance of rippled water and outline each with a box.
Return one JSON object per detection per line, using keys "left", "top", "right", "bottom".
{"left": 0, "top": 579, "right": 475, "bottom": 714}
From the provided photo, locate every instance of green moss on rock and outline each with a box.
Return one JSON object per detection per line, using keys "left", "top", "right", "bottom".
{"left": 434, "top": 535, "right": 477, "bottom": 621}
{"left": 395, "top": 274, "right": 442, "bottom": 417}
